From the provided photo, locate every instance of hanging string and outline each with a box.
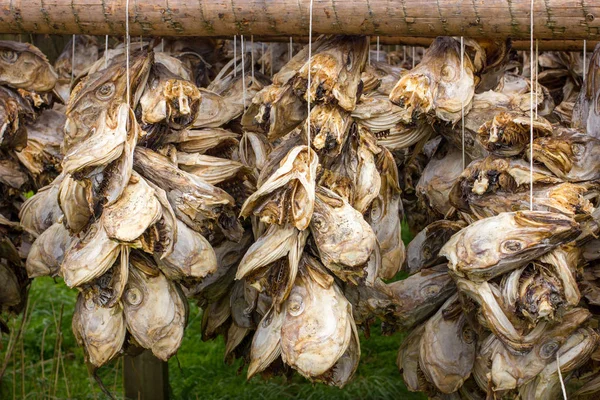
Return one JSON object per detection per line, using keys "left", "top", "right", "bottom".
{"left": 251, "top": 35, "right": 255, "bottom": 81}
{"left": 233, "top": 35, "right": 237, "bottom": 77}
{"left": 70, "top": 35, "right": 76, "bottom": 88}
{"left": 125, "top": 0, "right": 131, "bottom": 107}
{"left": 535, "top": 39, "right": 539, "bottom": 119}
{"left": 403, "top": 45, "right": 406, "bottom": 64}
{"left": 104, "top": 35, "right": 109, "bottom": 69}
{"left": 241, "top": 35, "right": 246, "bottom": 109}
{"left": 460, "top": 36, "right": 465, "bottom": 170}
{"left": 289, "top": 37, "right": 293, "bottom": 61}
{"left": 557, "top": 352, "right": 567, "bottom": 400}
{"left": 270, "top": 44, "right": 273, "bottom": 77}
{"left": 161, "top": 38, "right": 164, "bottom": 53}
{"left": 412, "top": 47, "right": 416, "bottom": 69}
{"left": 529, "top": 0, "right": 534, "bottom": 211}
{"left": 368, "top": 43, "right": 371, "bottom": 66}
{"left": 377, "top": 36, "right": 380, "bottom": 62}
{"left": 584, "top": 40, "right": 587, "bottom": 83}
{"left": 261, "top": 42, "right": 265, "bottom": 75}
{"left": 306, "top": 0, "right": 314, "bottom": 151}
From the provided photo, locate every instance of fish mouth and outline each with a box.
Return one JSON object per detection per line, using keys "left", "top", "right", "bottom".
{"left": 389, "top": 74, "right": 433, "bottom": 119}
{"left": 478, "top": 112, "right": 528, "bottom": 154}
{"left": 531, "top": 142, "right": 573, "bottom": 173}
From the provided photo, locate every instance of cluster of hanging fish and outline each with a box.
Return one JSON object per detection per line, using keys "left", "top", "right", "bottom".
{"left": 391, "top": 37, "right": 600, "bottom": 399}
{"left": 0, "top": 39, "right": 66, "bottom": 332}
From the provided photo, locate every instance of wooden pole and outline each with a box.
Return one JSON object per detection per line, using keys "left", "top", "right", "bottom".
{"left": 0, "top": 0, "right": 599, "bottom": 40}
{"left": 123, "top": 351, "right": 169, "bottom": 400}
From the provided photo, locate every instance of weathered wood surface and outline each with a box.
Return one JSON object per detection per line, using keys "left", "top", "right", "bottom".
{"left": 0, "top": 0, "right": 599, "bottom": 40}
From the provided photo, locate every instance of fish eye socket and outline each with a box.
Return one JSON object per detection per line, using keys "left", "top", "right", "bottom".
{"left": 346, "top": 50, "right": 354, "bottom": 71}
{"left": 441, "top": 64, "right": 456, "bottom": 81}
{"left": 0, "top": 50, "right": 18, "bottom": 63}
{"left": 312, "top": 216, "right": 325, "bottom": 231}
{"left": 370, "top": 200, "right": 382, "bottom": 221}
{"left": 125, "top": 288, "right": 143, "bottom": 306}
{"left": 462, "top": 327, "right": 476, "bottom": 344}
{"left": 539, "top": 340, "right": 559, "bottom": 359}
{"left": 419, "top": 284, "right": 441, "bottom": 298}
{"left": 96, "top": 82, "right": 115, "bottom": 100}
{"left": 287, "top": 293, "right": 305, "bottom": 316}
{"left": 501, "top": 239, "right": 525, "bottom": 254}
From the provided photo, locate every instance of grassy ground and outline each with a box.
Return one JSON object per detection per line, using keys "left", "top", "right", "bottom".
{"left": 0, "top": 220, "right": 419, "bottom": 399}
{"left": 0, "top": 276, "right": 424, "bottom": 400}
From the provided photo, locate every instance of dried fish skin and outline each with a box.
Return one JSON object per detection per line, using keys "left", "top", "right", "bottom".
{"left": 376, "top": 122, "right": 435, "bottom": 152}
{"left": 419, "top": 295, "right": 476, "bottom": 394}
{"left": 123, "top": 265, "right": 186, "bottom": 361}
{"left": 163, "top": 128, "right": 239, "bottom": 155}
{"left": 572, "top": 43, "right": 600, "bottom": 137}
{"left": 61, "top": 219, "right": 120, "bottom": 288}
{"left": 0, "top": 40, "right": 58, "bottom": 92}
{"left": 280, "top": 258, "right": 354, "bottom": 378}
{"left": 406, "top": 220, "right": 467, "bottom": 275}
{"left": 157, "top": 219, "right": 217, "bottom": 281}
{"left": 0, "top": 86, "right": 35, "bottom": 150}
{"left": 352, "top": 93, "right": 409, "bottom": 133}
{"left": 192, "top": 88, "right": 241, "bottom": 128}
{"left": 390, "top": 37, "right": 476, "bottom": 123}
{"left": 241, "top": 146, "right": 317, "bottom": 230}
{"left": 311, "top": 186, "right": 377, "bottom": 274}
{"left": 103, "top": 173, "right": 162, "bottom": 243}
{"left": 54, "top": 35, "right": 99, "bottom": 101}
{"left": 441, "top": 211, "right": 580, "bottom": 282}
{"left": 397, "top": 324, "right": 426, "bottom": 392}
{"left": 476, "top": 112, "right": 552, "bottom": 157}
{"left": 25, "top": 222, "right": 72, "bottom": 278}
{"left": 387, "top": 264, "right": 456, "bottom": 331}
{"left": 176, "top": 153, "right": 250, "bottom": 185}
{"left": 72, "top": 291, "right": 125, "bottom": 367}
{"left": 293, "top": 36, "right": 369, "bottom": 111}
{"left": 18, "top": 174, "right": 64, "bottom": 235}
{"left": 529, "top": 131, "right": 600, "bottom": 182}
{"left": 352, "top": 128, "right": 382, "bottom": 214}
{"left": 0, "top": 262, "right": 21, "bottom": 307}
{"left": 239, "top": 131, "right": 272, "bottom": 173}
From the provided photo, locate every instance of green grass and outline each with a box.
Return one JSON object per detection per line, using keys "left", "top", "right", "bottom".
{"left": 0, "top": 277, "right": 424, "bottom": 400}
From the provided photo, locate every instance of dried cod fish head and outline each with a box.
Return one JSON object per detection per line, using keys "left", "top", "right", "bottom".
{"left": 387, "top": 264, "right": 456, "bottom": 331}
{"left": 351, "top": 93, "right": 408, "bottom": 133}
{"left": 72, "top": 290, "right": 125, "bottom": 367}
{"left": 419, "top": 294, "right": 476, "bottom": 394}
{"left": 440, "top": 211, "right": 580, "bottom": 282}
{"left": 64, "top": 50, "right": 151, "bottom": 151}
{"left": 239, "top": 131, "right": 272, "bottom": 173}
{"left": 352, "top": 127, "right": 382, "bottom": 213}
{"left": 123, "top": 261, "right": 187, "bottom": 361}
{"left": 376, "top": 122, "right": 435, "bottom": 152}
{"left": 365, "top": 148, "right": 405, "bottom": 279}
{"left": 405, "top": 220, "right": 467, "bottom": 275}
{"left": 192, "top": 88, "right": 239, "bottom": 128}
{"left": 163, "top": 128, "right": 240, "bottom": 157}
{"left": 25, "top": 222, "right": 72, "bottom": 278}
{"left": 280, "top": 256, "right": 355, "bottom": 379}
{"left": 518, "top": 327, "right": 598, "bottom": 400}
{"left": 293, "top": 36, "right": 369, "bottom": 111}
{"left": 477, "top": 112, "right": 552, "bottom": 157}
{"left": 140, "top": 63, "right": 200, "bottom": 129}
{"left": 54, "top": 35, "right": 99, "bottom": 101}
{"left": 0, "top": 40, "right": 58, "bottom": 92}
{"left": 0, "top": 86, "right": 34, "bottom": 150}
{"left": 397, "top": 324, "right": 427, "bottom": 392}
{"left": 82, "top": 246, "right": 130, "bottom": 308}
{"left": 529, "top": 130, "right": 600, "bottom": 182}
{"left": 311, "top": 186, "right": 377, "bottom": 278}
{"left": 309, "top": 104, "right": 352, "bottom": 157}
{"left": 242, "top": 84, "right": 307, "bottom": 141}
{"left": 389, "top": 37, "right": 476, "bottom": 123}
{"left": 489, "top": 307, "right": 590, "bottom": 392}
{"left": 61, "top": 218, "right": 121, "bottom": 288}
{"left": 0, "top": 262, "right": 22, "bottom": 308}
{"left": 247, "top": 305, "right": 285, "bottom": 378}
{"left": 240, "top": 145, "right": 318, "bottom": 230}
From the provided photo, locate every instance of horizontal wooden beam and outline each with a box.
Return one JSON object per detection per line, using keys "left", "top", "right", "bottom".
{"left": 0, "top": 0, "right": 599, "bottom": 40}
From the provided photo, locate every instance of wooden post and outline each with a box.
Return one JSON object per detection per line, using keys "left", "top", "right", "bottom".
{"left": 0, "top": 0, "right": 599, "bottom": 40}
{"left": 123, "top": 351, "right": 169, "bottom": 400}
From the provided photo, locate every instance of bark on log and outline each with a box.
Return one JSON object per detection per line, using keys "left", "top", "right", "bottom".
{"left": 0, "top": 0, "right": 599, "bottom": 40}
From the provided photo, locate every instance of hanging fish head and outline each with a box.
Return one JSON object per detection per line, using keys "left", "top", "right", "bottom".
{"left": 0, "top": 40, "right": 58, "bottom": 93}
